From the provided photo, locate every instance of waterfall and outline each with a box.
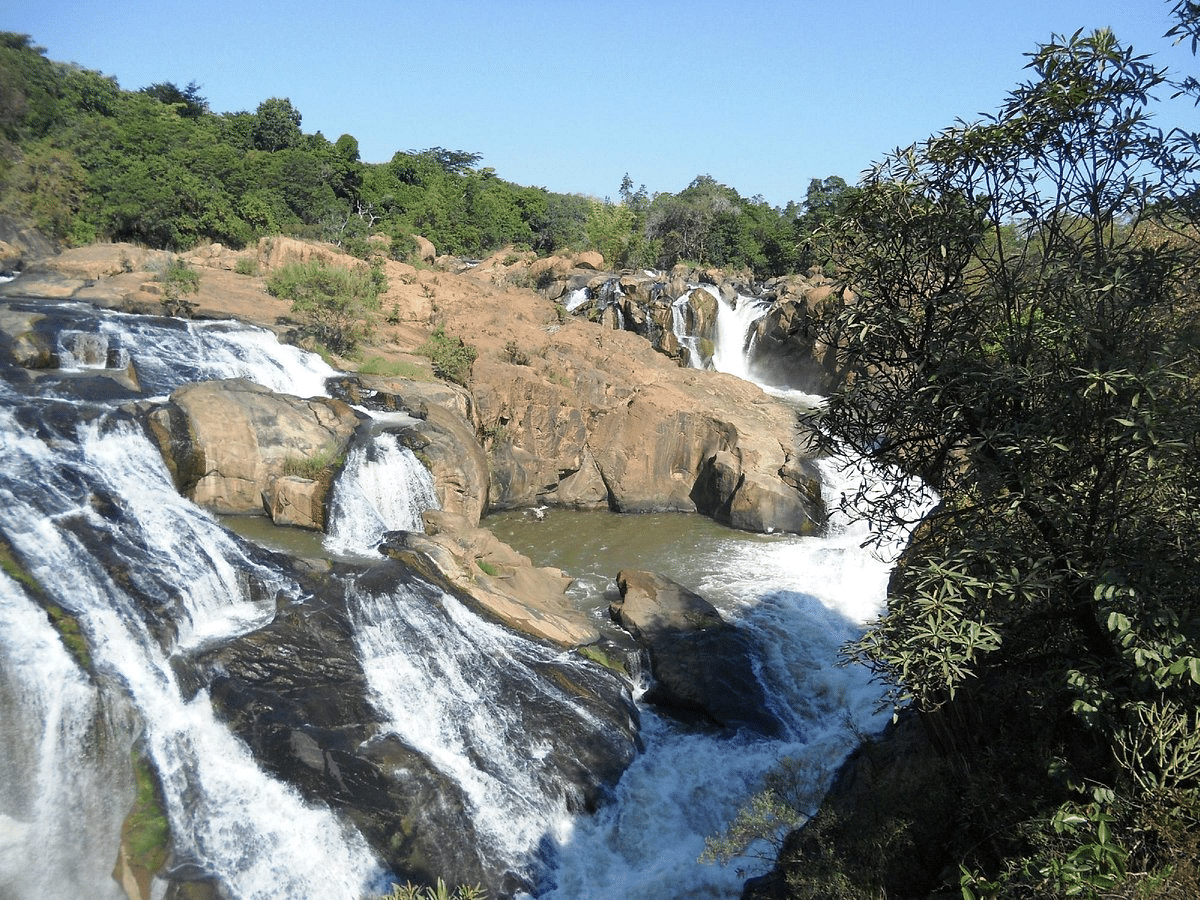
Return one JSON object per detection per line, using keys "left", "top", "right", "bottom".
{"left": 324, "top": 432, "right": 440, "bottom": 557}
{"left": 709, "top": 289, "right": 770, "bottom": 381}
{"left": 521, "top": 452, "right": 924, "bottom": 899}
{"left": 0, "top": 573, "right": 132, "bottom": 900}
{"left": 0, "top": 401, "right": 387, "bottom": 899}
{"left": 2, "top": 297, "right": 918, "bottom": 898}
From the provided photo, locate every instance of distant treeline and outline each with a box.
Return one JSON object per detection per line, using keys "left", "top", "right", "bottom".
{"left": 0, "top": 32, "right": 850, "bottom": 276}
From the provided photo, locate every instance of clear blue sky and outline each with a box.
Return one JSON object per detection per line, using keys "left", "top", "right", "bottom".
{"left": 6, "top": 1, "right": 1198, "bottom": 207}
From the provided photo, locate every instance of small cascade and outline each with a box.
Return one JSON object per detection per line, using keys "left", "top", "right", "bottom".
{"left": 563, "top": 287, "right": 590, "bottom": 313}
{"left": 348, "top": 581, "right": 622, "bottom": 884}
{"left": 325, "top": 432, "right": 440, "bottom": 557}
{"left": 710, "top": 290, "right": 771, "bottom": 380}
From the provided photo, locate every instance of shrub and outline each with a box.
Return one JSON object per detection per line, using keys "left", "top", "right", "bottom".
{"left": 417, "top": 326, "right": 476, "bottom": 386}
{"left": 234, "top": 257, "right": 258, "bottom": 276}
{"left": 266, "top": 258, "right": 383, "bottom": 355}
{"left": 502, "top": 340, "right": 529, "bottom": 366}
{"left": 157, "top": 256, "right": 201, "bottom": 317}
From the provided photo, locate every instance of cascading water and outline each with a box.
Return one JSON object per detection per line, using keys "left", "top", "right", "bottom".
{"left": 325, "top": 431, "right": 440, "bottom": 557}
{"left": 0, "top": 571, "right": 133, "bottom": 900}
{"left": 0, "top": 394, "right": 388, "bottom": 899}
{"left": 494, "top": 452, "right": 923, "bottom": 899}
{"left": 0, "top": 300, "right": 638, "bottom": 898}
{"left": 2, "top": 294, "right": 917, "bottom": 899}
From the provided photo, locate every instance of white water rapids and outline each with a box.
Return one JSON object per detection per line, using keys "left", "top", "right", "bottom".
{"left": 0, "top": 296, "right": 917, "bottom": 899}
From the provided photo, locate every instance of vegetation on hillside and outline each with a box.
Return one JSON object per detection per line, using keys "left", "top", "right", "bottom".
{"left": 756, "top": 20, "right": 1200, "bottom": 900}
{"left": 0, "top": 31, "right": 843, "bottom": 276}
{"left": 265, "top": 257, "right": 385, "bottom": 354}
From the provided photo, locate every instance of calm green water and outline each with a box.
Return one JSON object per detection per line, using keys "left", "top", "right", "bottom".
{"left": 220, "top": 514, "right": 329, "bottom": 560}
{"left": 485, "top": 507, "right": 786, "bottom": 608}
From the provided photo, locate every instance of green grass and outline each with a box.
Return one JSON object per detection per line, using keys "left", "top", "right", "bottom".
{"left": 280, "top": 445, "right": 343, "bottom": 480}
{"left": 123, "top": 753, "right": 170, "bottom": 874}
{"left": 358, "top": 355, "right": 429, "bottom": 379}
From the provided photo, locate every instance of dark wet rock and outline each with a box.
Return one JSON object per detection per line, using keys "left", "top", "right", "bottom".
{"left": 612, "top": 570, "right": 783, "bottom": 737}
{"left": 191, "top": 558, "right": 640, "bottom": 894}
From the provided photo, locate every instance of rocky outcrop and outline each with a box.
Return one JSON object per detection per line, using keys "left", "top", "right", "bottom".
{"left": 379, "top": 509, "right": 597, "bottom": 648}
{"left": 748, "top": 280, "right": 849, "bottom": 395}
{"left": 612, "top": 570, "right": 783, "bottom": 736}
{"left": 192, "top": 556, "right": 640, "bottom": 895}
{"left": 0, "top": 215, "right": 55, "bottom": 273}
{"left": 143, "top": 378, "right": 363, "bottom": 526}
{"left": 468, "top": 321, "right": 825, "bottom": 535}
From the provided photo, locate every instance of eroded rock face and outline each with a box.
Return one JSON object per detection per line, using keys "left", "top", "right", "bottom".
{"left": 143, "top": 378, "right": 363, "bottom": 524}
{"left": 471, "top": 344, "right": 825, "bottom": 535}
{"left": 612, "top": 570, "right": 783, "bottom": 737}
{"left": 192, "top": 557, "right": 640, "bottom": 894}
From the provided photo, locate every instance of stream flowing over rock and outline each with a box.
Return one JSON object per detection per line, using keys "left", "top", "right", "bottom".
{"left": 2, "top": 241, "right": 920, "bottom": 900}
{"left": 0, "top": 297, "right": 640, "bottom": 898}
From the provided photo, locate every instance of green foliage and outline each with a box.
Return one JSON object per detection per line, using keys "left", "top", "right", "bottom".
{"left": 375, "top": 878, "right": 485, "bottom": 900}
{"left": 140, "top": 80, "right": 208, "bottom": 118}
{"left": 417, "top": 325, "right": 476, "bottom": 385}
{"left": 809, "top": 26, "right": 1200, "bottom": 896}
{"left": 476, "top": 559, "right": 499, "bottom": 577}
{"left": 0, "top": 30, "right": 823, "bottom": 272}
{"left": 267, "top": 258, "right": 383, "bottom": 354}
{"left": 234, "top": 256, "right": 259, "bottom": 276}
{"left": 156, "top": 256, "right": 201, "bottom": 317}
{"left": 122, "top": 752, "right": 170, "bottom": 875}
{"left": 252, "top": 96, "right": 302, "bottom": 151}
{"left": 701, "top": 757, "right": 824, "bottom": 867}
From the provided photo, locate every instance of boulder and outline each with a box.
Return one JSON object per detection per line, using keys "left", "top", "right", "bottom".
{"left": 574, "top": 250, "right": 604, "bottom": 270}
{"left": 412, "top": 234, "right": 437, "bottom": 264}
{"left": 612, "top": 570, "right": 784, "bottom": 736}
{"left": 143, "top": 378, "right": 363, "bottom": 519}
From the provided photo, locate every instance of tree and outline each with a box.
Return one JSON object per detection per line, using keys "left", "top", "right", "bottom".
{"left": 252, "top": 97, "right": 302, "bottom": 151}
{"left": 141, "top": 80, "right": 208, "bottom": 118}
{"left": 806, "top": 28, "right": 1200, "bottom": 896}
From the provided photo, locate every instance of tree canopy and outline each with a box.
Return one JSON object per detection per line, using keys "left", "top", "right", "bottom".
{"left": 0, "top": 31, "right": 831, "bottom": 272}
{"left": 799, "top": 26, "right": 1200, "bottom": 898}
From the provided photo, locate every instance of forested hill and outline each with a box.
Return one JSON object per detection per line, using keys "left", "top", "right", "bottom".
{"left": 0, "top": 32, "right": 846, "bottom": 276}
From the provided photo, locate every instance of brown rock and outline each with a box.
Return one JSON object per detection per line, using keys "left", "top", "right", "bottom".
{"left": 145, "top": 378, "right": 363, "bottom": 518}
{"left": 380, "top": 510, "right": 597, "bottom": 647}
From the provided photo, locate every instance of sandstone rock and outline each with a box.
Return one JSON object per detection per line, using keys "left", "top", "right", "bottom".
{"left": 612, "top": 570, "right": 783, "bottom": 736}
{"left": 412, "top": 234, "right": 437, "bottom": 263}
{"left": 380, "top": 509, "right": 597, "bottom": 647}
{"left": 575, "top": 250, "right": 604, "bottom": 270}
{"left": 262, "top": 475, "right": 326, "bottom": 529}
{"left": 144, "top": 378, "right": 363, "bottom": 518}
